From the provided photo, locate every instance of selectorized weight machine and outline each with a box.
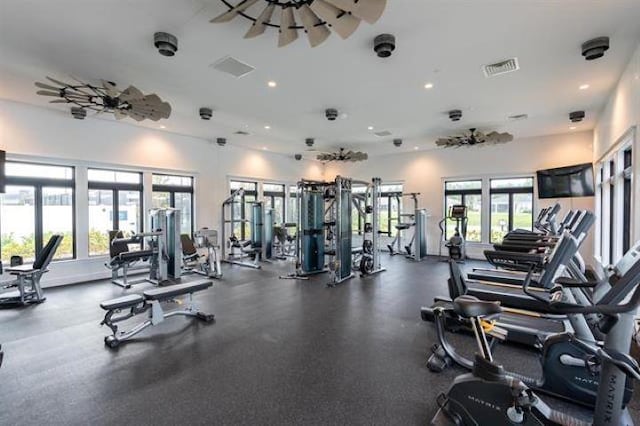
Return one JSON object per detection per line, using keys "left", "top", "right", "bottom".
{"left": 221, "top": 189, "right": 274, "bottom": 269}
{"left": 106, "top": 208, "right": 183, "bottom": 288}
{"left": 351, "top": 177, "right": 386, "bottom": 276}
{"left": 293, "top": 176, "right": 355, "bottom": 286}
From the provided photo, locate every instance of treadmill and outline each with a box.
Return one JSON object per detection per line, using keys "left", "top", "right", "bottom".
{"left": 465, "top": 231, "right": 583, "bottom": 313}
{"left": 422, "top": 259, "right": 582, "bottom": 349}
{"left": 469, "top": 211, "right": 594, "bottom": 286}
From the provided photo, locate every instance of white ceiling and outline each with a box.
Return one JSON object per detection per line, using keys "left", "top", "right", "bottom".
{"left": 1, "top": 0, "right": 639, "bottom": 157}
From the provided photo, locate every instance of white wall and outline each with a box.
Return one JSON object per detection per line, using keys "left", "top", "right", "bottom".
{"left": 325, "top": 131, "right": 595, "bottom": 259}
{"left": 593, "top": 42, "right": 640, "bottom": 242}
{"left": 0, "top": 100, "right": 322, "bottom": 285}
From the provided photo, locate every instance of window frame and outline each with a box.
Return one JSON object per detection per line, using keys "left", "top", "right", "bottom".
{"left": 1, "top": 161, "right": 76, "bottom": 262}
{"left": 489, "top": 177, "right": 534, "bottom": 243}
{"left": 444, "top": 180, "right": 482, "bottom": 241}
{"left": 229, "top": 179, "right": 258, "bottom": 240}
{"left": 88, "top": 168, "right": 144, "bottom": 257}
{"left": 152, "top": 173, "right": 195, "bottom": 236}
{"left": 595, "top": 127, "right": 635, "bottom": 265}
{"left": 263, "top": 183, "right": 286, "bottom": 225}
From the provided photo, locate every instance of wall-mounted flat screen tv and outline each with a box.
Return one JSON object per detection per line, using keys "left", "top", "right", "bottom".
{"left": 536, "top": 162, "right": 595, "bottom": 199}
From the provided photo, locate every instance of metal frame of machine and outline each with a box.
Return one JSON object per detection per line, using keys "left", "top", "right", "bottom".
{"left": 295, "top": 176, "right": 355, "bottom": 286}
{"left": 352, "top": 177, "right": 386, "bottom": 276}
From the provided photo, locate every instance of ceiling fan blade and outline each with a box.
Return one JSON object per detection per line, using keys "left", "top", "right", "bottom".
{"left": 244, "top": 3, "right": 276, "bottom": 38}
{"left": 297, "top": 5, "right": 331, "bottom": 47}
{"left": 309, "top": 0, "right": 360, "bottom": 39}
{"left": 324, "top": 0, "right": 386, "bottom": 24}
{"left": 113, "top": 109, "right": 128, "bottom": 120}
{"left": 49, "top": 99, "right": 69, "bottom": 104}
{"left": 278, "top": 6, "right": 298, "bottom": 47}
{"left": 45, "top": 76, "right": 73, "bottom": 87}
{"left": 35, "top": 82, "right": 63, "bottom": 91}
{"left": 119, "top": 85, "right": 144, "bottom": 101}
{"left": 36, "top": 90, "right": 63, "bottom": 97}
{"left": 100, "top": 79, "right": 119, "bottom": 97}
{"left": 211, "top": 0, "right": 259, "bottom": 23}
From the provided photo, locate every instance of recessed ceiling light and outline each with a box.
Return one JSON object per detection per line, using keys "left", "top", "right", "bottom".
{"left": 262, "top": 146, "right": 267, "bottom": 150}
{"left": 569, "top": 126, "right": 577, "bottom": 130}
{"left": 424, "top": 83, "right": 434, "bottom": 89}
{"left": 367, "top": 126, "right": 374, "bottom": 130}
{"left": 267, "top": 81, "right": 277, "bottom": 88}
{"left": 579, "top": 84, "right": 590, "bottom": 90}
{"left": 264, "top": 125, "right": 270, "bottom": 130}
{"left": 160, "top": 125, "right": 166, "bottom": 129}
{"left": 414, "top": 146, "right": 419, "bottom": 150}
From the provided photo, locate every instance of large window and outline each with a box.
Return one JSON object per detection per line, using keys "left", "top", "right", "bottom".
{"left": 288, "top": 185, "right": 298, "bottom": 223}
{"left": 88, "top": 169, "right": 142, "bottom": 256}
{"left": 596, "top": 134, "right": 634, "bottom": 265}
{"left": 263, "top": 183, "right": 285, "bottom": 224}
{"left": 490, "top": 177, "right": 534, "bottom": 243}
{"left": 152, "top": 174, "right": 194, "bottom": 235}
{"left": 0, "top": 162, "right": 75, "bottom": 262}
{"left": 381, "top": 184, "right": 403, "bottom": 237}
{"left": 230, "top": 180, "right": 257, "bottom": 240}
{"left": 444, "top": 180, "right": 482, "bottom": 242}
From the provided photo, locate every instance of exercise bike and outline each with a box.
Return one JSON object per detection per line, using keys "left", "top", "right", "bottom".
{"left": 430, "top": 247, "right": 640, "bottom": 425}
{"left": 438, "top": 205, "right": 468, "bottom": 262}
{"left": 426, "top": 265, "right": 633, "bottom": 408}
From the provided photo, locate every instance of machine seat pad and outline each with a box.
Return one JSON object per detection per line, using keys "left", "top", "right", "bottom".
{"left": 111, "top": 250, "right": 155, "bottom": 265}
{"left": 5, "top": 265, "right": 37, "bottom": 274}
{"left": 143, "top": 280, "right": 212, "bottom": 301}
{"left": 452, "top": 295, "right": 501, "bottom": 318}
{"left": 100, "top": 294, "right": 145, "bottom": 311}
{"left": 395, "top": 223, "right": 412, "bottom": 230}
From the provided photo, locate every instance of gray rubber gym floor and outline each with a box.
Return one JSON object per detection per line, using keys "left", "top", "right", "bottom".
{"left": 1, "top": 256, "right": 639, "bottom": 425}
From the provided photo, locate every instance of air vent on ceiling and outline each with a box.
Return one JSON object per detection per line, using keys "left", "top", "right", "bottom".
{"left": 483, "top": 58, "right": 519, "bottom": 78}
{"left": 211, "top": 56, "right": 255, "bottom": 78}
{"left": 508, "top": 113, "right": 528, "bottom": 121}
{"left": 374, "top": 130, "right": 392, "bottom": 137}
{"left": 234, "top": 130, "right": 250, "bottom": 135}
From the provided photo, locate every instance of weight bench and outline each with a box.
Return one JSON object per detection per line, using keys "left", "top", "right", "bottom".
{"left": 99, "top": 280, "right": 215, "bottom": 348}
{"left": 1, "top": 234, "right": 63, "bottom": 306}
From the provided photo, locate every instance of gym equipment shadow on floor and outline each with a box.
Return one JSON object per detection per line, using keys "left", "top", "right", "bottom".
{"left": 0, "top": 256, "right": 639, "bottom": 425}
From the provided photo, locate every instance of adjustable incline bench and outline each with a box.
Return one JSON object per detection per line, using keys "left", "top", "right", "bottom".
{"left": 0, "top": 234, "right": 63, "bottom": 306}
{"left": 99, "top": 279, "right": 215, "bottom": 348}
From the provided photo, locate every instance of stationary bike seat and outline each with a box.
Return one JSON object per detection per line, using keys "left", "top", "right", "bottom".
{"left": 452, "top": 295, "right": 501, "bottom": 318}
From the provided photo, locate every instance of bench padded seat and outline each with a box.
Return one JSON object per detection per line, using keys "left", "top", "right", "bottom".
{"left": 110, "top": 250, "right": 154, "bottom": 266}
{"left": 100, "top": 294, "right": 145, "bottom": 310}
{"left": 143, "top": 280, "right": 212, "bottom": 301}
{"left": 5, "top": 265, "right": 37, "bottom": 274}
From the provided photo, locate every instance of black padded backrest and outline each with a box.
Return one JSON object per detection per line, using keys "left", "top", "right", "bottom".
{"left": 181, "top": 234, "right": 197, "bottom": 256}
{"left": 447, "top": 260, "right": 467, "bottom": 298}
{"left": 109, "top": 231, "right": 129, "bottom": 258}
{"left": 33, "top": 234, "right": 63, "bottom": 270}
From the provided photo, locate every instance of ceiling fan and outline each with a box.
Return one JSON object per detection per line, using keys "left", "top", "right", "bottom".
{"left": 316, "top": 147, "right": 368, "bottom": 162}
{"left": 210, "top": 0, "right": 387, "bottom": 48}
{"left": 435, "top": 128, "right": 513, "bottom": 148}
{"left": 34, "top": 76, "right": 171, "bottom": 122}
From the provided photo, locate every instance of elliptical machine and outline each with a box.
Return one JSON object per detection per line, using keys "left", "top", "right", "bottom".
{"left": 438, "top": 205, "right": 468, "bottom": 262}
